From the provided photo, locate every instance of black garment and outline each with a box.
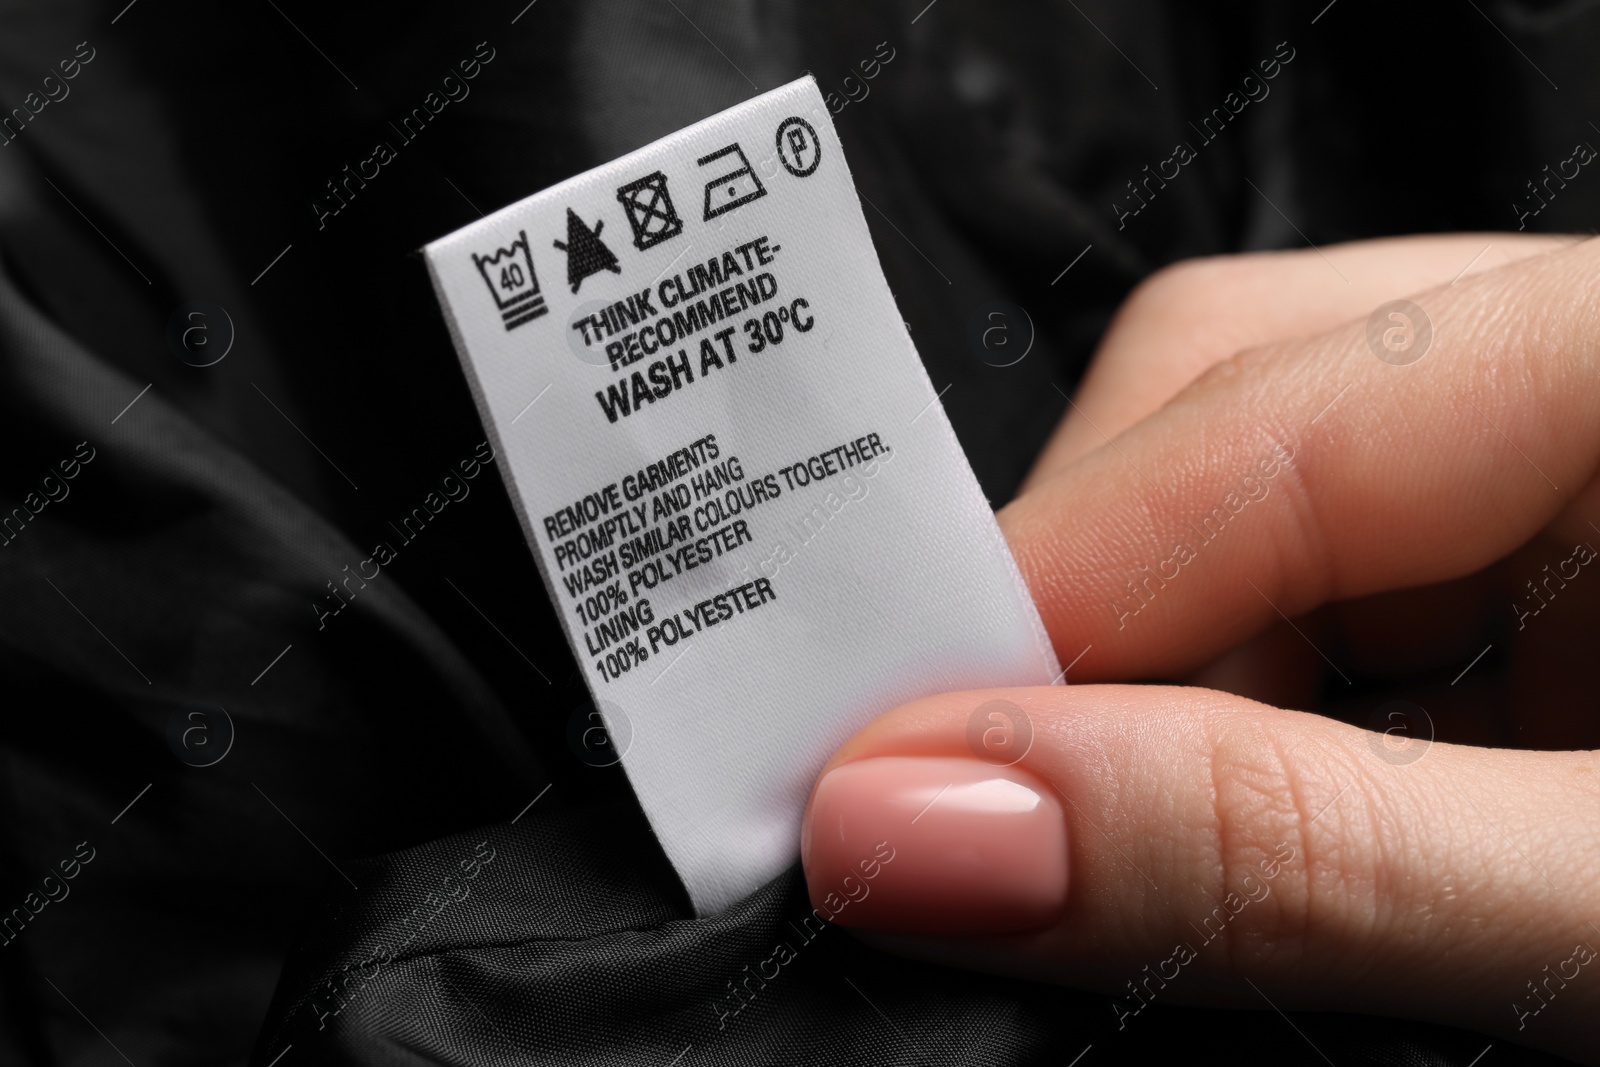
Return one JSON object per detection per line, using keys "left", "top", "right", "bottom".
{"left": 0, "top": 1, "right": 1591, "bottom": 1064}
{"left": 256, "top": 806, "right": 1554, "bottom": 1067}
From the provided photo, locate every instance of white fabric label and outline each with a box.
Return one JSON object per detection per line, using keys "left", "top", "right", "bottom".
{"left": 424, "top": 76, "right": 1058, "bottom": 915}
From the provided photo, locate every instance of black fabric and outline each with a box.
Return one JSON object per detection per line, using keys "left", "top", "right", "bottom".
{"left": 255, "top": 805, "right": 1565, "bottom": 1067}
{"left": 0, "top": 0, "right": 1593, "bottom": 1064}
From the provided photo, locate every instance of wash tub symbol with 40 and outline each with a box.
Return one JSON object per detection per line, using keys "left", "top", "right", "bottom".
{"left": 472, "top": 229, "right": 548, "bottom": 331}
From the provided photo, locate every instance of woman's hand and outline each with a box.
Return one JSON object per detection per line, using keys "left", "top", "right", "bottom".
{"left": 799, "top": 233, "right": 1600, "bottom": 1063}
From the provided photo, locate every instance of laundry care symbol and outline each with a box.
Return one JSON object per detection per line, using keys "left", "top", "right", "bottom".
{"left": 553, "top": 208, "right": 621, "bottom": 294}
{"left": 698, "top": 143, "right": 767, "bottom": 220}
{"left": 775, "top": 117, "right": 821, "bottom": 177}
{"left": 616, "top": 171, "right": 683, "bottom": 251}
{"left": 471, "top": 229, "right": 547, "bottom": 331}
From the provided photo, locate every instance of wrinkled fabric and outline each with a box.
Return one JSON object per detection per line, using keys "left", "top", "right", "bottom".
{"left": 256, "top": 805, "right": 1550, "bottom": 1067}
{"left": 0, "top": 0, "right": 1592, "bottom": 1064}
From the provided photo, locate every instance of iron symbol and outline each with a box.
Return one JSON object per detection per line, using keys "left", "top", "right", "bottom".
{"left": 697, "top": 143, "right": 767, "bottom": 221}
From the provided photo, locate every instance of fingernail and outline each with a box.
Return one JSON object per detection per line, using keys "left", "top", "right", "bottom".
{"left": 800, "top": 755, "right": 1068, "bottom": 934}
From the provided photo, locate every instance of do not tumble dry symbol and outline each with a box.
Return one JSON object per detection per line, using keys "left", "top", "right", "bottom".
{"left": 698, "top": 143, "right": 767, "bottom": 220}
{"left": 553, "top": 208, "right": 622, "bottom": 294}
{"left": 616, "top": 171, "right": 684, "bottom": 251}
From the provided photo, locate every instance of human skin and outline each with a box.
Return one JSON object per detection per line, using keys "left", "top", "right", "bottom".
{"left": 801, "top": 234, "right": 1600, "bottom": 1063}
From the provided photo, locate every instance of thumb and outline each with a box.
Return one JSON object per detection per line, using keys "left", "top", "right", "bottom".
{"left": 799, "top": 685, "right": 1600, "bottom": 1062}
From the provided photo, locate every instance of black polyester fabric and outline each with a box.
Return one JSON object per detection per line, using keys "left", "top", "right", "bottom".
{"left": 0, "top": 1, "right": 1592, "bottom": 1064}
{"left": 255, "top": 807, "right": 1558, "bottom": 1067}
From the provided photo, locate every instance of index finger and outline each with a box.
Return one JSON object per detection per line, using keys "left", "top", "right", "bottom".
{"left": 1025, "top": 233, "right": 1578, "bottom": 488}
{"left": 1003, "top": 235, "right": 1600, "bottom": 681}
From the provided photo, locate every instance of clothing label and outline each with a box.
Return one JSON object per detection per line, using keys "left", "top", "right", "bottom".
{"left": 424, "top": 76, "right": 1059, "bottom": 915}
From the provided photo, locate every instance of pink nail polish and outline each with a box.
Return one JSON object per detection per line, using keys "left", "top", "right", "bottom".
{"left": 801, "top": 756, "right": 1068, "bottom": 934}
